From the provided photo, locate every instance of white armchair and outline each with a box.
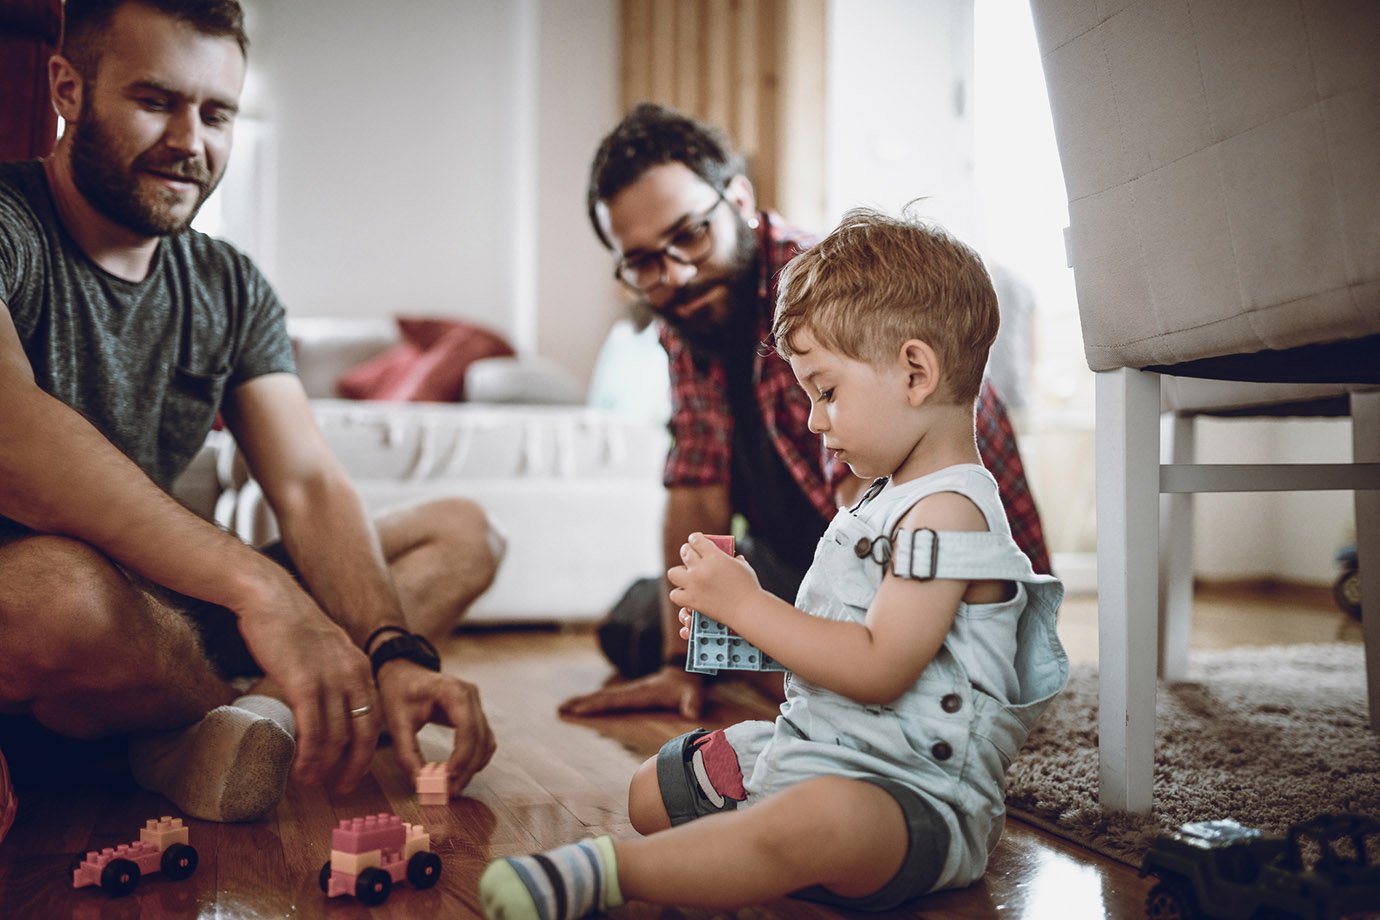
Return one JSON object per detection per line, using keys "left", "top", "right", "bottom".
{"left": 1030, "top": 0, "right": 1380, "bottom": 813}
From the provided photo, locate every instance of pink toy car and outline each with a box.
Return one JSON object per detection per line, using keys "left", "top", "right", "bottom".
{"left": 72, "top": 817, "right": 198, "bottom": 896}
{"left": 319, "top": 812, "right": 441, "bottom": 905}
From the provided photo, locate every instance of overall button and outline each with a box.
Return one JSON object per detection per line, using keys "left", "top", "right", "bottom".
{"left": 854, "top": 537, "right": 873, "bottom": 558}
{"left": 931, "top": 741, "right": 953, "bottom": 761}
{"left": 940, "top": 693, "right": 962, "bottom": 714}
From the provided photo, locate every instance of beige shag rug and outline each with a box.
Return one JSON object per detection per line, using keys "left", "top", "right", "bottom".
{"left": 1005, "top": 642, "right": 1380, "bottom": 868}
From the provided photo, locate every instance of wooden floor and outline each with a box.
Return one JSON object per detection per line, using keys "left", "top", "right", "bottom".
{"left": 0, "top": 582, "right": 1360, "bottom": 918}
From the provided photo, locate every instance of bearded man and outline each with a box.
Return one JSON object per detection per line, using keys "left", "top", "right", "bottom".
{"left": 561, "top": 103, "right": 1051, "bottom": 720}
{"left": 0, "top": 0, "right": 503, "bottom": 831}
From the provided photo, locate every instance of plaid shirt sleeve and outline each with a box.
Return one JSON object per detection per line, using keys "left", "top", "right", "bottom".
{"left": 661, "top": 323, "right": 733, "bottom": 488}
{"left": 976, "top": 380, "right": 1052, "bottom": 574}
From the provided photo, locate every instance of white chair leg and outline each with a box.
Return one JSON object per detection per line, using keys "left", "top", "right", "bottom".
{"left": 1352, "top": 390, "right": 1380, "bottom": 732}
{"left": 1096, "top": 367, "right": 1161, "bottom": 813}
{"left": 1159, "top": 413, "right": 1195, "bottom": 681}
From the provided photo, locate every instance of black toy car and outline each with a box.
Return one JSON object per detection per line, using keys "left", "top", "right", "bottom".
{"left": 1139, "top": 815, "right": 1380, "bottom": 919}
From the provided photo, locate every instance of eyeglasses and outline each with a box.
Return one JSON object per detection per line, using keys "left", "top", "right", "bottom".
{"left": 613, "top": 194, "right": 726, "bottom": 292}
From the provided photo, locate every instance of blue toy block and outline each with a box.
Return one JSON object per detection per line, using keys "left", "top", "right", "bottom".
{"left": 680, "top": 533, "right": 786, "bottom": 676}
{"left": 684, "top": 610, "right": 786, "bottom": 675}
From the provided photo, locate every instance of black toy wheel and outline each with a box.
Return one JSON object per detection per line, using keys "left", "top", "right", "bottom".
{"left": 1146, "top": 879, "right": 1199, "bottom": 920}
{"left": 161, "top": 843, "right": 198, "bottom": 881}
{"left": 407, "top": 850, "right": 442, "bottom": 889}
{"left": 100, "top": 857, "right": 141, "bottom": 896}
{"left": 355, "top": 866, "right": 392, "bottom": 906}
{"left": 318, "top": 860, "right": 332, "bottom": 893}
{"left": 1333, "top": 564, "right": 1362, "bottom": 620}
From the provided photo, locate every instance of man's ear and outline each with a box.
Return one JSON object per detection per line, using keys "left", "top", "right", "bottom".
{"left": 900, "top": 339, "right": 941, "bottom": 406}
{"left": 48, "top": 54, "right": 84, "bottom": 125}
{"left": 725, "top": 174, "right": 757, "bottom": 223}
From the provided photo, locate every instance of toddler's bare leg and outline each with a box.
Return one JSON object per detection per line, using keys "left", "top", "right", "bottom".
{"left": 626, "top": 755, "right": 672, "bottom": 834}
{"left": 618, "top": 775, "right": 909, "bottom": 907}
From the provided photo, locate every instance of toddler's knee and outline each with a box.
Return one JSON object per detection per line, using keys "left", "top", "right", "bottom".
{"left": 627, "top": 756, "right": 672, "bottom": 835}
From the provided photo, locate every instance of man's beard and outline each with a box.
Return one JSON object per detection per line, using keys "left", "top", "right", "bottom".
{"left": 651, "top": 210, "right": 761, "bottom": 356}
{"left": 68, "top": 97, "right": 219, "bottom": 236}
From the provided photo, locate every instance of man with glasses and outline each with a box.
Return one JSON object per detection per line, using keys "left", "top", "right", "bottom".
{"left": 560, "top": 103, "right": 1050, "bottom": 719}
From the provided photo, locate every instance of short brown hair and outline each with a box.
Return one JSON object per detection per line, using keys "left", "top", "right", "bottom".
{"left": 61, "top": 0, "right": 249, "bottom": 80}
{"left": 773, "top": 206, "right": 998, "bottom": 404}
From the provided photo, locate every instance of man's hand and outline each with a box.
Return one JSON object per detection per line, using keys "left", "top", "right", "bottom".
{"left": 234, "top": 570, "right": 380, "bottom": 792}
{"left": 666, "top": 532, "right": 762, "bottom": 629}
{"left": 376, "top": 660, "right": 495, "bottom": 797}
{"left": 558, "top": 666, "right": 706, "bottom": 720}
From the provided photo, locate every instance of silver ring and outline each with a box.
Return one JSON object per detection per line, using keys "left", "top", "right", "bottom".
{"left": 349, "top": 704, "right": 373, "bottom": 718}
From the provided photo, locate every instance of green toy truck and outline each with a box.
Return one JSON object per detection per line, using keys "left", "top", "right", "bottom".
{"left": 1139, "top": 815, "right": 1380, "bottom": 919}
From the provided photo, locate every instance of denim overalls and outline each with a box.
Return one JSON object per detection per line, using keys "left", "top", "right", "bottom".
{"left": 717, "top": 464, "right": 1068, "bottom": 891}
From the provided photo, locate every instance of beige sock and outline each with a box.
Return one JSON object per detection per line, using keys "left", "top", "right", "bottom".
{"left": 128, "top": 704, "right": 294, "bottom": 823}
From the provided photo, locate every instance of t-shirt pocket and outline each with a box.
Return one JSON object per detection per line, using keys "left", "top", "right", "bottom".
{"left": 159, "top": 363, "right": 228, "bottom": 478}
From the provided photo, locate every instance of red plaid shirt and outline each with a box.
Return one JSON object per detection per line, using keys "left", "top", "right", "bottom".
{"left": 661, "top": 212, "right": 1050, "bottom": 574}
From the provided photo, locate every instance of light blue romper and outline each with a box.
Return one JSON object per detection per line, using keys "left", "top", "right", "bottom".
{"left": 709, "top": 464, "right": 1068, "bottom": 894}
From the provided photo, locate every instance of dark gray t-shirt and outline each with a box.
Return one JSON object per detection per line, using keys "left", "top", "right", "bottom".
{"left": 0, "top": 160, "right": 295, "bottom": 536}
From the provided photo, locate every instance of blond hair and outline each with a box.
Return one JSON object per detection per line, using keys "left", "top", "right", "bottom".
{"left": 773, "top": 206, "right": 998, "bottom": 404}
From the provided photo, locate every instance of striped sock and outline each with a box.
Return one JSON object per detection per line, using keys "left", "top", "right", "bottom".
{"left": 479, "top": 836, "right": 623, "bottom": 920}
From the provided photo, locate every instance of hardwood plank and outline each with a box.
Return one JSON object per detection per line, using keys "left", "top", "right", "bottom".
{"left": 0, "top": 586, "right": 1353, "bottom": 918}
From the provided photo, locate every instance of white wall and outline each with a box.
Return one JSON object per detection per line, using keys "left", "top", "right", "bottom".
{"left": 1193, "top": 417, "right": 1355, "bottom": 585}
{"left": 225, "top": 0, "right": 620, "bottom": 386}
{"left": 826, "top": 0, "right": 977, "bottom": 238}
{"left": 215, "top": 0, "right": 1352, "bottom": 588}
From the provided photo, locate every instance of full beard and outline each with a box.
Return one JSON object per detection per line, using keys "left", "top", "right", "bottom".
{"left": 68, "top": 100, "right": 219, "bottom": 237}
{"left": 652, "top": 213, "right": 761, "bottom": 357}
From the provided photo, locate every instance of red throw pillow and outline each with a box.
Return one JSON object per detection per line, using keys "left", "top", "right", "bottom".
{"left": 335, "top": 316, "right": 514, "bottom": 402}
{"left": 335, "top": 340, "right": 424, "bottom": 399}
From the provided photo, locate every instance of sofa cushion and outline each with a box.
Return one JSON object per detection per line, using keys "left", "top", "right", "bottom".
{"left": 337, "top": 316, "right": 515, "bottom": 402}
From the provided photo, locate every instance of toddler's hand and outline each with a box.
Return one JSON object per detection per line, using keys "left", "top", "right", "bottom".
{"left": 666, "top": 532, "right": 761, "bottom": 627}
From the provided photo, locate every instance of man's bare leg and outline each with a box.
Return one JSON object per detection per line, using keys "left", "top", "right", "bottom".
{"left": 0, "top": 535, "right": 293, "bottom": 822}
{"left": 374, "top": 497, "right": 506, "bottom": 642}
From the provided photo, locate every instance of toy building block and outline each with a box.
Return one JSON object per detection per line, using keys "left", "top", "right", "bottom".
{"left": 683, "top": 535, "right": 786, "bottom": 676}
{"left": 320, "top": 811, "right": 441, "bottom": 906}
{"left": 415, "top": 762, "right": 449, "bottom": 805}
{"left": 73, "top": 816, "right": 198, "bottom": 896}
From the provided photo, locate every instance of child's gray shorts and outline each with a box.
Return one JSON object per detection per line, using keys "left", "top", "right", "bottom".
{"left": 654, "top": 728, "right": 950, "bottom": 911}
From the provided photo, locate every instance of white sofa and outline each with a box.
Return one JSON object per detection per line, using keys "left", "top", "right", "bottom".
{"left": 173, "top": 317, "right": 672, "bottom": 624}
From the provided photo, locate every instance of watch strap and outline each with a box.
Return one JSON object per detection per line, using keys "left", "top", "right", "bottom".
{"left": 369, "top": 632, "right": 441, "bottom": 679}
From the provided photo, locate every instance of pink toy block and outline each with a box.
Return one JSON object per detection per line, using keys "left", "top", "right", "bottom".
{"left": 321, "top": 811, "right": 441, "bottom": 905}
{"left": 331, "top": 813, "right": 406, "bottom": 854}
{"left": 415, "top": 762, "right": 448, "bottom": 805}
{"left": 705, "top": 534, "right": 735, "bottom": 556}
{"left": 139, "top": 816, "right": 189, "bottom": 850}
{"left": 73, "top": 817, "right": 198, "bottom": 896}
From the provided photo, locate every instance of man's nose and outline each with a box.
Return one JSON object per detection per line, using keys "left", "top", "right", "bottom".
{"left": 659, "top": 255, "right": 698, "bottom": 288}
{"left": 162, "top": 107, "right": 204, "bottom": 155}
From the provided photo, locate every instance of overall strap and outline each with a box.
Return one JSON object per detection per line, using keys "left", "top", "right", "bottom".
{"left": 879, "top": 529, "right": 1043, "bottom": 583}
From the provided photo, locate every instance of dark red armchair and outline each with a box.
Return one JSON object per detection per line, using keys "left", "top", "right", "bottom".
{"left": 0, "top": 0, "right": 63, "bottom": 162}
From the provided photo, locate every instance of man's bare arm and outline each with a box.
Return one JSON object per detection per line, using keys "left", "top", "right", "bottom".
{"left": 0, "top": 300, "right": 378, "bottom": 789}
{"left": 558, "top": 484, "right": 731, "bottom": 718}
{"left": 224, "top": 374, "right": 496, "bottom": 791}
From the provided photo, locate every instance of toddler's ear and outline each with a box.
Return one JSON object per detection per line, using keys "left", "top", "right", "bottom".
{"left": 900, "top": 340, "right": 940, "bottom": 406}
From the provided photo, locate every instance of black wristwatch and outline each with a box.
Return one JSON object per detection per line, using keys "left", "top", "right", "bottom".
{"left": 369, "top": 631, "right": 441, "bottom": 680}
